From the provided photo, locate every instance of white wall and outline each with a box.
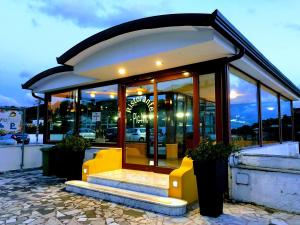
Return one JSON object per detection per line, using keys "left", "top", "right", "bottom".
{"left": 0, "top": 144, "right": 50, "bottom": 172}
{"left": 229, "top": 143, "right": 300, "bottom": 214}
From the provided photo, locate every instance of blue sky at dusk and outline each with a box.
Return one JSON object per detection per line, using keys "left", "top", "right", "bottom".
{"left": 0, "top": 0, "right": 300, "bottom": 107}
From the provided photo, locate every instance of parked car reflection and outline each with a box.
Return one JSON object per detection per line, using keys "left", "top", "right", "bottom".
{"left": 105, "top": 127, "right": 118, "bottom": 142}
{"left": 13, "top": 133, "right": 30, "bottom": 144}
{"left": 126, "top": 128, "right": 146, "bottom": 142}
{"left": 0, "top": 134, "right": 17, "bottom": 145}
{"left": 67, "top": 128, "right": 96, "bottom": 140}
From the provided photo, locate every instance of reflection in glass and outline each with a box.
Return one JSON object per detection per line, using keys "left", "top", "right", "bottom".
{"left": 157, "top": 77, "right": 193, "bottom": 168}
{"left": 80, "top": 85, "right": 118, "bottom": 143}
{"left": 125, "top": 84, "right": 154, "bottom": 166}
{"left": 229, "top": 69, "right": 259, "bottom": 147}
{"left": 281, "top": 97, "right": 292, "bottom": 141}
{"left": 261, "top": 86, "right": 279, "bottom": 144}
{"left": 199, "top": 74, "right": 216, "bottom": 142}
{"left": 49, "top": 90, "right": 77, "bottom": 141}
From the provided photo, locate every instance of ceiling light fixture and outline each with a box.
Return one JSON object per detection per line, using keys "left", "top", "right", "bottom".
{"left": 183, "top": 72, "right": 190, "bottom": 77}
{"left": 118, "top": 68, "right": 126, "bottom": 75}
{"left": 155, "top": 60, "right": 163, "bottom": 66}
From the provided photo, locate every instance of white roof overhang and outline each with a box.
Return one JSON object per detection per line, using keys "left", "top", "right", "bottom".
{"left": 68, "top": 26, "right": 236, "bottom": 81}
{"left": 30, "top": 71, "right": 96, "bottom": 93}
{"left": 232, "top": 56, "right": 299, "bottom": 100}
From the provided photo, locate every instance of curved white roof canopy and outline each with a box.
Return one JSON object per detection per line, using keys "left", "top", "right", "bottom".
{"left": 23, "top": 11, "right": 300, "bottom": 99}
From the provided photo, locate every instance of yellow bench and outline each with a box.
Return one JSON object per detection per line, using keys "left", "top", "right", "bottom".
{"left": 169, "top": 157, "right": 198, "bottom": 203}
{"left": 82, "top": 148, "right": 122, "bottom": 181}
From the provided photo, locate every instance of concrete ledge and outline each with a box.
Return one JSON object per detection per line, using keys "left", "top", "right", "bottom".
{"left": 0, "top": 144, "right": 52, "bottom": 172}
{"left": 231, "top": 154, "right": 300, "bottom": 172}
{"left": 230, "top": 144, "right": 300, "bottom": 214}
{"left": 240, "top": 142, "right": 299, "bottom": 157}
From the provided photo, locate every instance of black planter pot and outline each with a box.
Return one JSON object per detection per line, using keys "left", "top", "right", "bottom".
{"left": 193, "top": 159, "right": 227, "bottom": 217}
{"left": 54, "top": 150, "right": 68, "bottom": 178}
{"left": 40, "top": 148, "right": 56, "bottom": 176}
{"left": 66, "top": 151, "right": 85, "bottom": 180}
{"left": 55, "top": 150, "right": 85, "bottom": 180}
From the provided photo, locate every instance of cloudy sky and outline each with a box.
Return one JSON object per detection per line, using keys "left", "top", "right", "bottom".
{"left": 0, "top": 0, "right": 300, "bottom": 107}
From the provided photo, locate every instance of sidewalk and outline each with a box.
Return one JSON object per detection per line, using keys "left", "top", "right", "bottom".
{"left": 0, "top": 170, "right": 299, "bottom": 225}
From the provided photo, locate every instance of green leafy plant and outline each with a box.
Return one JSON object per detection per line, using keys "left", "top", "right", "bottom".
{"left": 187, "top": 139, "right": 239, "bottom": 162}
{"left": 55, "top": 135, "right": 91, "bottom": 152}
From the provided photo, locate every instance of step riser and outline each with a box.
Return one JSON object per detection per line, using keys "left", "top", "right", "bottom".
{"left": 88, "top": 177, "right": 168, "bottom": 197}
{"left": 66, "top": 185, "right": 186, "bottom": 216}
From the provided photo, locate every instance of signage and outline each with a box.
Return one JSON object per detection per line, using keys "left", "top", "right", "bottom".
{"left": 92, "top": 112, "right": 101, "bottom": 122}
{"left": 126, "top": 96, "right": 154, "bottom": 113}
{"left": 0, "top": 109, "right": 23, "bottom": 134}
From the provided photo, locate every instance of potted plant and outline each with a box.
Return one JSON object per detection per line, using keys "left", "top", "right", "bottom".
{"left": 187, "top": 140, "right": 239, "bottom": 217}
{"left": 55, "top": 135, "right": 90, "bottom": 180}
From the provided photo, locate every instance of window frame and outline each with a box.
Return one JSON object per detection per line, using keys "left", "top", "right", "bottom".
{"left": 229, "top": 67, "right": 260, "bottom": 147}
{"left": 228, "top": 65, "right": 295, "bottom": 148}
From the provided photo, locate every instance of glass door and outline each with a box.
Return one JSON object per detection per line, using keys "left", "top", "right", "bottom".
{"left": 122, "top": 71, "right": 216, "bottom": 172}
{"left": 156, "top": 77, "right": 194, "bottom": 168}
{"left": 125, "top": 83, "right": 155, "bottom": 167}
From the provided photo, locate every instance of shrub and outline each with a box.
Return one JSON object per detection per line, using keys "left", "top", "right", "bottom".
{"left": 187, "top": 139, "right": 239, "bottom": 162}
{"left": 56, "top": 135, "right": 91, "bottom": 152}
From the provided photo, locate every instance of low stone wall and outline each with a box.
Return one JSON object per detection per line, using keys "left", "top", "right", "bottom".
{"left": 0, "top": 144, "right": 51, "bottom": 172}
{"left": 229, "top": 143, "right": 300, "bottom": 214}
{"left": 240, "top": 141, "right": 299, "bottom": 156}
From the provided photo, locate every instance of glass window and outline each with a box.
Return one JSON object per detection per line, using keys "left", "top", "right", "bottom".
{"left": 229, "top": 68, "right": 259, "bottom": 147}
{"left": 261, "top": 86, "right": 279, "bottom": 144}
{"left": 157, "top": 77, "right": 193, "bottom": 168}
{"left": 280, "top": 97, "right": 292, "bottom": 141}
{"left": 48, "top": 90, "right": 77, "bottom": 141}
{"left": 80, "top": 85, "right": 118, "bottom": 144}
{"left": 199, "top": 74, "right": 216, "bottom": 142}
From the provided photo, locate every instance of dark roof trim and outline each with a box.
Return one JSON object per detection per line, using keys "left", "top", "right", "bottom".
{"left": 211, "top": 10, "right": 300, "bottom": 97}
{"left": 55, "top": 10, "right": 300, "bottom": 97}
{"left": 22, "top": 65, "right": 73, "bottom": 89}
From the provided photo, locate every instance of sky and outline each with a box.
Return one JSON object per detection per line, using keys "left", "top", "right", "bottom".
{"left": 0, "top": 0, "right": 300, "bottom": 107}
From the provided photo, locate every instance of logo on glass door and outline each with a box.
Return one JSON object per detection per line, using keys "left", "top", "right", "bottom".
{"left": 126, "top": 96, "right": 154, "bottom": 113}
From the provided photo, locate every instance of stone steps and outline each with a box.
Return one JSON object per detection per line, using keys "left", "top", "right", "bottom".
{"left": 65, "top": 180, "right": 187, "bottom": 216}
{"left": 88, "top": 174, "right": 169, "bottom": 197}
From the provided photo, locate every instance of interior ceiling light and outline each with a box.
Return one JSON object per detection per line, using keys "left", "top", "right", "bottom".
{"left": 90, "top": 92, "right": 96, "bottom": 98}
{"left": 183, "top": 72, "right": 190, "bottom": 77}
{"left": 155, "top": 60, "right": 163, "bottom": 66}
{"left": 118, "top": 68, "right": 126, "bottom": 75}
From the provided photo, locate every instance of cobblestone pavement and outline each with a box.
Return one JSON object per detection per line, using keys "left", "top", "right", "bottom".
{"left": 0, "top": 170, "right": 299, "bottom": 225}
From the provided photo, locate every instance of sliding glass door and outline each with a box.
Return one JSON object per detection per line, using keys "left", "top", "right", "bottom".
{"left": 156, "top": 77, "right": 193, "bottom": 168}
{"left": 122, "top": 71, "right": 216, "bottom": 172}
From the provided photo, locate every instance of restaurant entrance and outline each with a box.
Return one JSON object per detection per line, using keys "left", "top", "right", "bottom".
{"left": 122, "top": 71, "right": 215, "bottom": 173}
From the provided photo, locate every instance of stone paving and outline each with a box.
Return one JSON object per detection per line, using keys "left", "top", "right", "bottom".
{"left": 0, "top": 170, "right": 299, "bottom": 225}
